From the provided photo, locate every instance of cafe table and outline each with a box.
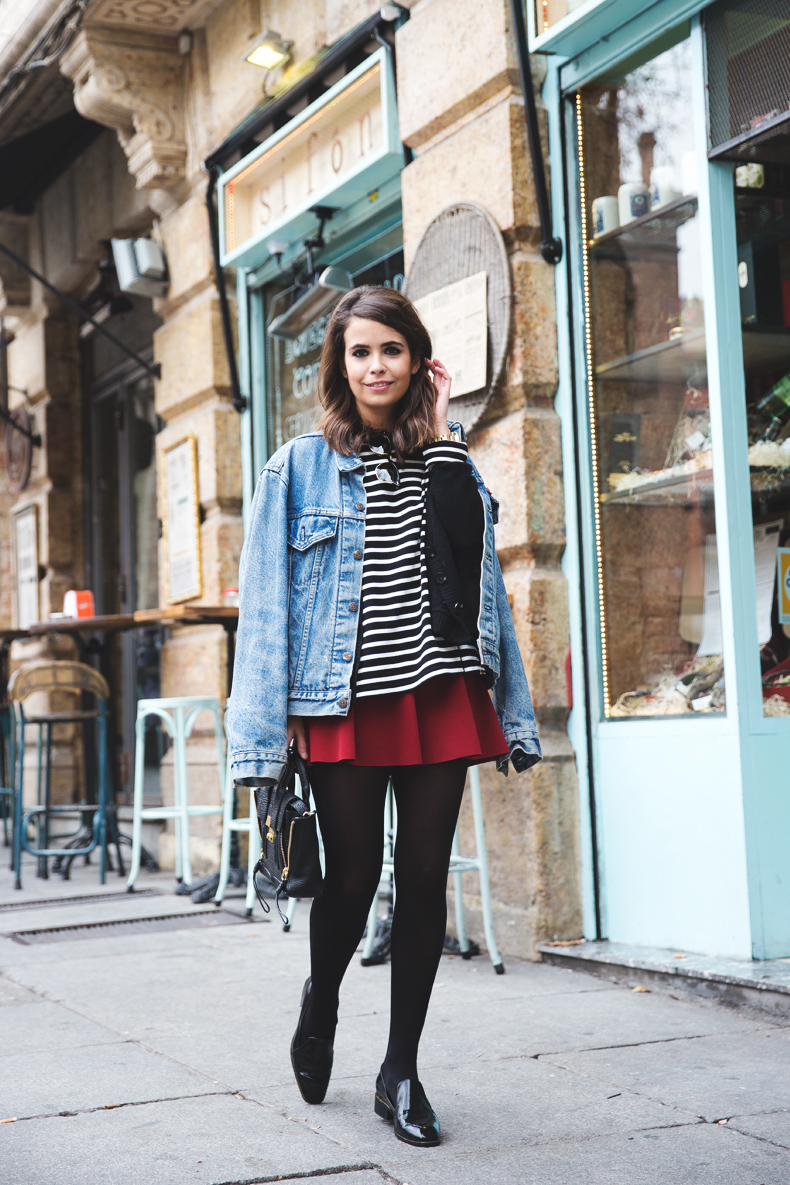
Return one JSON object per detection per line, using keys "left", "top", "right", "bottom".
{"left": 9, "top": 607, "right": 241, "bottom": 881}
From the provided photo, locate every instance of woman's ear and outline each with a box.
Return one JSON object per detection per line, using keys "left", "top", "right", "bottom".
{"left": 411, "top": 354, "right": 422, "bottom": 376}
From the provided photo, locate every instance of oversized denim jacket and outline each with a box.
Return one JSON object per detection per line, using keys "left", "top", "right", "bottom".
{"left": 226, "top": 424, "right": 542, "bottom": 782}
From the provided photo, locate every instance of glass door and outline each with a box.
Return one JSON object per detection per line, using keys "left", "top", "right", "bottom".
{"left": 576, "top": 29, "right": 727, "bottom": 719}
{"left": 255, "top": 239, "right": 404, "bottom": 462}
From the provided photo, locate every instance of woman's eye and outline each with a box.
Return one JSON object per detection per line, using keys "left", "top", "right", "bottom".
{"left": 351, "top": 348, "right": 368, "bottom": 357}
{"left": 384, "top": 346, "right": 402, "bottom": 355}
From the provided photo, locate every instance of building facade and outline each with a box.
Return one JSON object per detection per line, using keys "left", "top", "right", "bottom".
{"left": 536, "top": 0, "right": 790, "bottom": 961}
{"left": 0, "top": 0, "right": 581, "bottom": 958}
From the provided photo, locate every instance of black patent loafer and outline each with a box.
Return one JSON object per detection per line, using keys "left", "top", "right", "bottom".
{"left": 374, "top": 1072, "right": 440, "bottom": 1147}
{"left": 290, "top": 977, "right": 334, "bottom": 1105}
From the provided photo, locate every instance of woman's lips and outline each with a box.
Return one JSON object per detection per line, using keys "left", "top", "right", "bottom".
{"left": 366, "top": 381, "right": 392, "bottom": 391}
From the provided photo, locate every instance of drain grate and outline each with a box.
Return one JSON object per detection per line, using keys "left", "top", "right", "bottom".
{"left": 0, "top": 890, "right": 159, "bottom": 913}
{"left": 7, "top": 910, "right": 252, "bottom": 944}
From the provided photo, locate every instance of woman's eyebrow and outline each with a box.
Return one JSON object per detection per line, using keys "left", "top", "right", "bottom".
{"left": 349, "top": 339, "right": 403, "bottom": 349}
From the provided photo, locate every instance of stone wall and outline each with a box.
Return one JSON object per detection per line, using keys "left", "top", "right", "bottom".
{"left": 398, "top": 0, "right": 582, "bottom": 956}
{"left": 0, "top": 0, "right": 582, "bottom": 938}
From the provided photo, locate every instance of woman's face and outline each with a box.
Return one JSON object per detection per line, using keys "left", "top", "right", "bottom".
{"left": 342, "top": 316, "right": 421, "bottom": 429}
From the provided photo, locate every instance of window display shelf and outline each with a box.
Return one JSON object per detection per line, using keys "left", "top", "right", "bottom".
{"left": 601, "top": 461, "right": 790, "bottom": 507}
{"left": 589, "top": 195, "right": 698, "bottom": 252}
{"left": 741, "top": 327, "right": 790, "bottom": 378}
{"left": 595, "top": 329, "right": 706, "bottom": 384}
{"left": 596, "top": 329, "right": 790, "bottom": 385}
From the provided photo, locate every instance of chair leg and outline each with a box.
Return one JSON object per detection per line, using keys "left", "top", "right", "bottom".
{"left": 469, "top": 764, "right": 504, "bottom": 974}
{"left": 451, "top": 827, "right": 471, "bottom": 956}
{"left": 174, "top": 707, "right": 192, "bottom": 888}
{"left": 7, "top": 714, "right": 15, "bottom": 873}
{"left": 283, "top": 893, "right": 298, "bottom": 932}
{"left": 13, "top": 711, "right": 23, "bottom": 890}
{"left": 97, "top": 705, "right": 108, "bottom": 886}
{"left": 126, "top": 711, "right": 147, "bottom": 892}
{"left": 245, "top": 793, "right": 261, "bottom": 916}
{"left": 214, "top": 761, "right": 235, "bottom": 906}
{"left": 361, "top": 887, "right": 380, "bottom": 960}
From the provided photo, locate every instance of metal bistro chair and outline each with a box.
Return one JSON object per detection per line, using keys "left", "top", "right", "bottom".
{"left": 361, "top": 764, "right": 505, "bottom": 974}
{"left": 10, "top": 661, "right": 114, "bottom": 891}
{"left": 126, "top": 695, "right": 226, "bottom": 892}
{"left": 0, "top": 704, "right": 16, "bottom": 866}
{"left": 213, "top": 752, "right": 261, "bottom": 915}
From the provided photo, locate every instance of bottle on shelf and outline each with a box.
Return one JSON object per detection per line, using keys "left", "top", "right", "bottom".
{"left": 756, "top": 372, "right": 790, "bottom": 440}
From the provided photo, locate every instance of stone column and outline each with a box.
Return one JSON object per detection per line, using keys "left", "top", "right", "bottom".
{"left": 397, "top": 0, "right": 582, "bottom": 957}
{"left": 59, "top": 24, "right": 245, "bottom": 871}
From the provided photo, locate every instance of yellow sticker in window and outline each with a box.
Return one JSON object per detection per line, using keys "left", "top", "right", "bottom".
{"left": 777, "top": 548, "right": 790, "bottom": 624}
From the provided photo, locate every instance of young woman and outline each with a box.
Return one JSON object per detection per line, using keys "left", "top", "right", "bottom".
{"left": 228, "top": 286, "right": 540, "bottom": 1148}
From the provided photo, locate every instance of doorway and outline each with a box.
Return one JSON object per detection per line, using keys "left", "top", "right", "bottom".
{"left": 86, "top": 363, "right": 162, "bottom": 803}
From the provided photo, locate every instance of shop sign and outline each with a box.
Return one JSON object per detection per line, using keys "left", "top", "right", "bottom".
{"left": 219, "top": 47, "right": 403, "bottom": 269}
{"left": 163, "top": 434, "right": 202, "bottom": 604}
{"left": 413, "top": 272, "right": 488, "bottom": 398}
{"left": 14, "top": 505, "right": 38, "bottom": 629}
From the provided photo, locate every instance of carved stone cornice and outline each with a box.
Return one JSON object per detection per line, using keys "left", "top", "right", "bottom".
{"left": 60, "top": 27, "right": 186, "bottom": 190}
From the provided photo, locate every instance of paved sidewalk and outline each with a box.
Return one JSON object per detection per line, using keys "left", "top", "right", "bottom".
{"left": 1, "top": 857, "right": 789, "bottom": 1185}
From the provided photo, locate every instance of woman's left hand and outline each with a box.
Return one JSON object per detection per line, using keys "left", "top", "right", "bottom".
{"left": 426, "top": 358, "right": 451, "bottom": 436}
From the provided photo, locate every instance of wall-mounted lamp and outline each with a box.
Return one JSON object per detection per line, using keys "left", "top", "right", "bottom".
{"left": 244, "top": 29, "right": 293, "bottom": 70}
{"left": 267, "top": 267, "right": 353, "bottom": 340}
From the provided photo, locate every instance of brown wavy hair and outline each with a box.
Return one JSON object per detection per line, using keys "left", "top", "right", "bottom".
{"left": 318, "top": 286, "right": 436, "bottom": 457}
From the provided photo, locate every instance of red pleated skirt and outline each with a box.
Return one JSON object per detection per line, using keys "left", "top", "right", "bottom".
{"left": 307, "top": 672, "right": 508, "bottom": 767}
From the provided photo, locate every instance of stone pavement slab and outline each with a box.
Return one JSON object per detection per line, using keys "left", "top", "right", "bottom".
{"left": 0, "top": 1093, "right": 366, "bottom": 1185}
{"left": 246, "top": 1051, "right": 700, "bottom": 1161}
{"left": 729, "top": 1108, "right": 790, "bottom": 1148}
{"left": 0, "top": 999, "right": 119, "bottom": 1056}
{"left": 1, "top": 861, "right": 789, "bottom": 1184}
{"left": 0, "top": 1039, "right": 221, "bottom": 1118}
{"left": 543, "top": 1027, "right": 790, "bottom": 1121}
{"left": 371, "top": 1123, "right": 790, "bottom": 1185}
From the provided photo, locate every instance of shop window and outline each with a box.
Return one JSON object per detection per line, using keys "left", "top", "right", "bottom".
{"left": 706, "top": 0, "right": 790, "bottom": 164}
{"left": 701, "top": 0, "right": 790, "bottom": 716}
{"left": 577, "top": 32, "right": 726, "bottom": 718}
{"left": 730, "top": 163, "right": 790, "bottom": 714}
{"left": 261, "top": 247, "right": 404, "bottom": 456}
{"left": 534, "top": 0, "right": 587, "bottom": 35}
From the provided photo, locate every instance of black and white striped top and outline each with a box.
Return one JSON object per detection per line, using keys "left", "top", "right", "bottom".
{"left": 354, "top": 438, "right": 483, "bottom": 700}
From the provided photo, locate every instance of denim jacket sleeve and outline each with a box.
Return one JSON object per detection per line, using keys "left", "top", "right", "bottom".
{"left": 226, "top": 465, "right": 290, "bottom": 782}
{"left": 491, "top": 553, "right": 542, "bottom": 772}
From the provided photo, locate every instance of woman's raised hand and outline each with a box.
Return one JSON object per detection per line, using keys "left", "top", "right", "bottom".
{"left": 426, "top": 358, "right": 451, "bottom": 436}
{"left": 287, "top": 715, "right": 309, "bottom": 761}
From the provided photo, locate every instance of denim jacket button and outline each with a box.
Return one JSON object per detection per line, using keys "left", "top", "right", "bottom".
{"left": 437, "top": 574, "right": 447, "bottom": 584}
{"left": 355, "top": 502, "right": 364, "bottom": 512}
{"left": 353, "top": 549, "right": 362, "bottom": 560}
{"left": 339, "top": 698, "right": 348, "bottom": 708}
{"left": 349, "top": 601, "right": 358, "bottom": 612}
{"left": 343, "top": 652, "right": 352, "bottom": 661}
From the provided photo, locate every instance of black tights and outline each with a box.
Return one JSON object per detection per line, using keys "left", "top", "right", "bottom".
{"left": 304, "top": 760, "right": 468, "bottom": 1095}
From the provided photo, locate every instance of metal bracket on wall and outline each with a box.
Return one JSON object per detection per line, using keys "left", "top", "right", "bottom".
{"left": 0, "top": 241, "right": 161, "bottom": 381}
{"left": 510, "top": 0, "right": 563, "bottom": 264}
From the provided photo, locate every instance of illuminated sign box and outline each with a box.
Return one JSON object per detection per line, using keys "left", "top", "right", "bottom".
{"left": 219, "top": 47, "right": 404, "bottom": 270}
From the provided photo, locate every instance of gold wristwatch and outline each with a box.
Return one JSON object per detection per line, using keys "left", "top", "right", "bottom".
{"left": 434, "top": 429, "right": 461, "bottom": 442}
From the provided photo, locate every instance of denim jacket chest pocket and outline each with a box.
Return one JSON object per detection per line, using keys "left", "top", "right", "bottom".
{"left": 287, "top": 512, "right": 339, "bottom": 685}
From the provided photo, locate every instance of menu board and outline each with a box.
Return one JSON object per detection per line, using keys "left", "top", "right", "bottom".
{"left": 14, "top": 506, "right": 38, "bottom": 628}
{"left": 413, "top": 271, "right": 488, "bottom": 397}
{"left": 163, "top": 435, "right": 202, "bottom": 604}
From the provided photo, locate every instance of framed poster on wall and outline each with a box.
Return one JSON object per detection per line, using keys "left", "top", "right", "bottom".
{"left": 163, "top": 435, "right": 202, "bottom": 604}
{"left": 14, "top": 505, "right": 39, "bottom": 628}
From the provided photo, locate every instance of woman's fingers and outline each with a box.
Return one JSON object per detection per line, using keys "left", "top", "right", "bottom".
{"left": 286, "top": 715, "right": 309, "bottom": 760}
